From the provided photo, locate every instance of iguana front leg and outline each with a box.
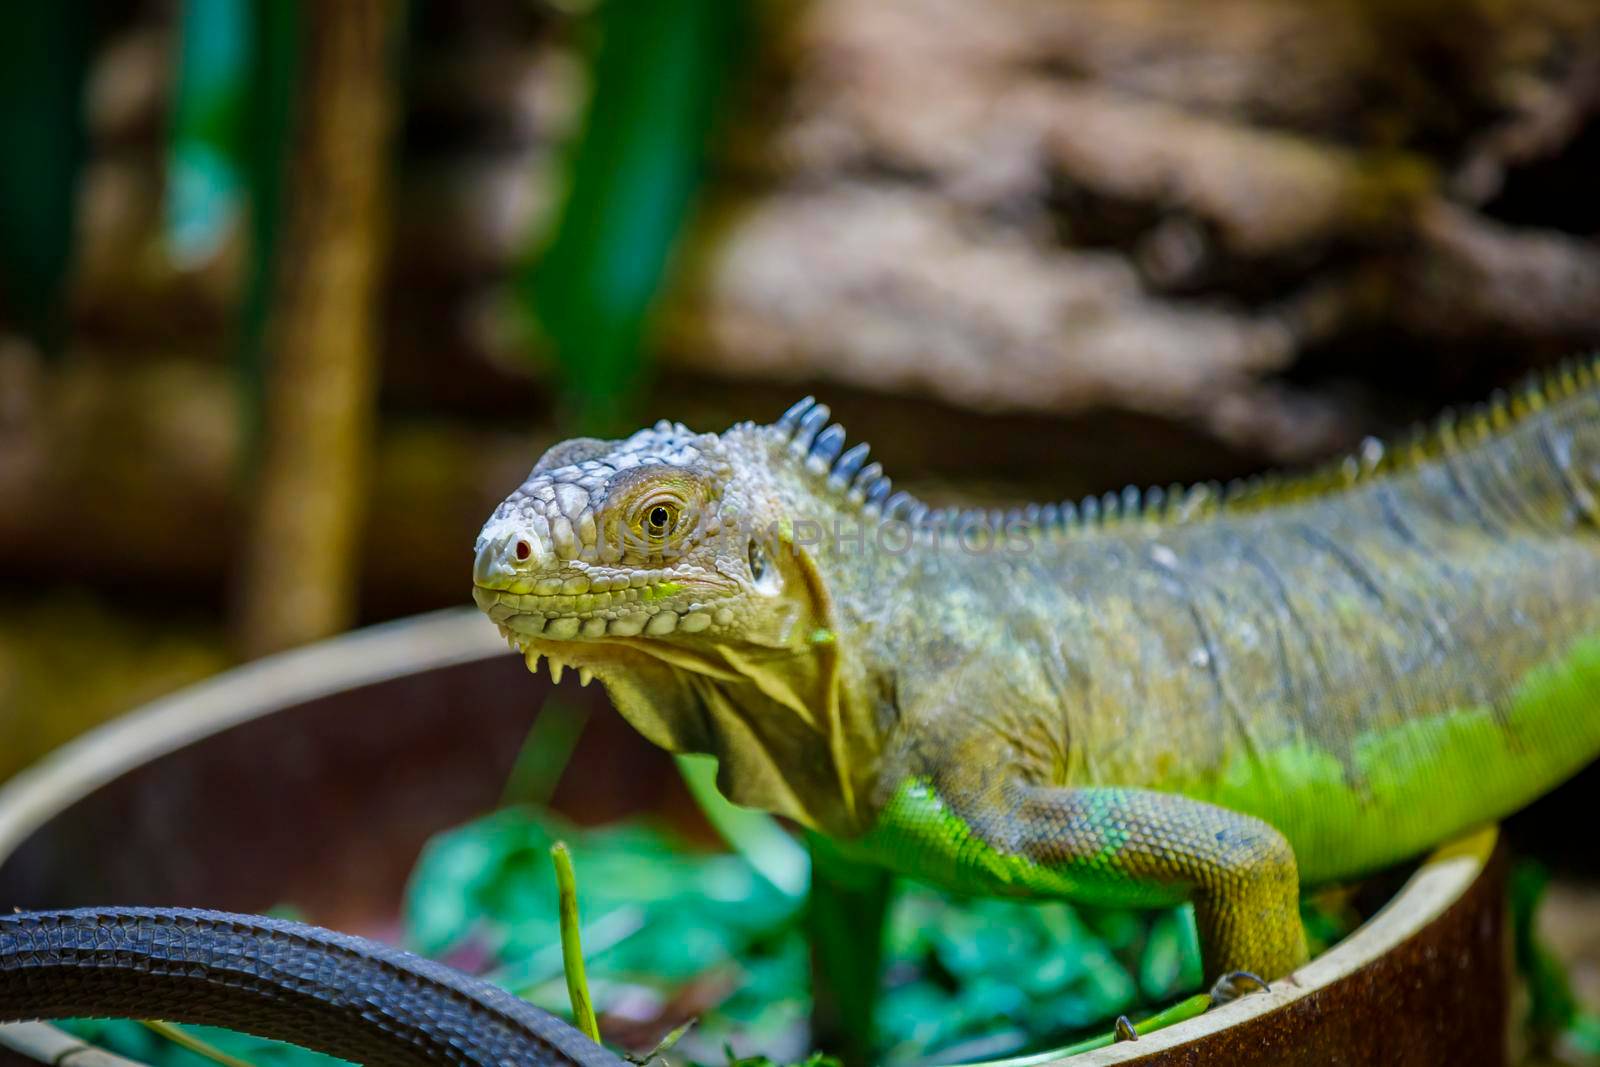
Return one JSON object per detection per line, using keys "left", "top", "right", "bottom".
{"left": 1005, "top": 784, "right": 1308, "bottom": 984}
{"left": 874, "top": 777, "right": 1309, "bottom": 985}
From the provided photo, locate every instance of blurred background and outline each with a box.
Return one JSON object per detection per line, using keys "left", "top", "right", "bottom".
{"left": 5, "top": 0, "right": 1600, "bottom": 770}
{"left": 0, "top": 0, "right": 1598, "bottom": 1060}
{"left": 5, "top": 0, "right": 1600, "bottom": 760}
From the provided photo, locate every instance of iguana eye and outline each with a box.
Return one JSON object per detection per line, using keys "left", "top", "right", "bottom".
{"left": 644, "top": 503, "right": 678, "bottom": 537}
{"left": 748, "top": 540, "right": 768, "bottom": 580}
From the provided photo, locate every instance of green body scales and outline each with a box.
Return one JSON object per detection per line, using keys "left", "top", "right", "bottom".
{"left": 853, "top": 376, "right": 1600, "bottom": 891}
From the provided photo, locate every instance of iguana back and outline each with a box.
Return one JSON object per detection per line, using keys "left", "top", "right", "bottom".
{"left": 969, "top": 373, "right": 1600, "bottom": 883}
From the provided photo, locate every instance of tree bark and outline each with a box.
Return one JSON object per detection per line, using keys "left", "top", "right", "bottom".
{"left": 236, "top": 1, "right": 398, "bottom": 656}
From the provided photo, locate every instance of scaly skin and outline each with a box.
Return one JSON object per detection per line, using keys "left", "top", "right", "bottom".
{"left": 474, "top": 362, "right": 1600, "bottom": 985}
{"left": 0, "top": 908, "right": 621, "bottom": 1066}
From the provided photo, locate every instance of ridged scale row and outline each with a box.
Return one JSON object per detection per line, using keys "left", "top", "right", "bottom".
{"left": 768, "top": 355, "right": 1600, "bottom": 539}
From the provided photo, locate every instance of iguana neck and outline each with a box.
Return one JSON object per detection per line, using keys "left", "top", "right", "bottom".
{"left": 597, "top": 430, "right": 900, "bottom": 837}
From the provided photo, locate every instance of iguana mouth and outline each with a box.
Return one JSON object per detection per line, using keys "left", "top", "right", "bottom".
{"left": 474, "top": 582, "right": 743, "bottom": 688}
{"left": 472, "top": 581, "right": 737, "bottom": 640}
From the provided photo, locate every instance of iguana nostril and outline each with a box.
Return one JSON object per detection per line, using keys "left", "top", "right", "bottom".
{"left": 515, "top": 539, "right": 532, "bottom": 562}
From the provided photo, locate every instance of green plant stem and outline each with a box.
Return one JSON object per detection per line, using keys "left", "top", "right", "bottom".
{"left": 502, "top": 697, "right": 589, "bottom": 807}
{"left": 140, "top": 1021, "right": 259, "bottom": 1067}
{"left": 807, "top": 833, "right": 892, "bottom": 1065}
{"left": 552, "top": 841, "right": 602, "bottom": 1044}
{"left": 959, "top": 994, "right": 1214, "bottom": 1067}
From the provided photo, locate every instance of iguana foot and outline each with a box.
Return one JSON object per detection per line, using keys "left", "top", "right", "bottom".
{"left": 1207, "top": 970, "right": 1270, "bottom": 1005}
{"left": 1113, "top": 1016, "right": 1138, "bottom": 1042}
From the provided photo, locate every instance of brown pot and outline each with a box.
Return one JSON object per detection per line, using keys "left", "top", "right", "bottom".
{"left": 0, "top": 610, "right": 1509, "bottom": 1066}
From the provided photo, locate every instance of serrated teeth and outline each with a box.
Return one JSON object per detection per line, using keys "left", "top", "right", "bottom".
{"left": 579, "top": 667, "right": 593, "bottom": 687}
{"left": 524, "top": 650, "right": 541, "bottom": 675}
{"left": 550, "top": 661, "right": 565, "bottom": 684}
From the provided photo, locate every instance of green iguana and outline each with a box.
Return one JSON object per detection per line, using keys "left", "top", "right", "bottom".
{"left": 472, "top": 361, "right": 1600, "bottom": 993}
{"left": 3, "top": 366, "right": 1596, "bottom": 1067}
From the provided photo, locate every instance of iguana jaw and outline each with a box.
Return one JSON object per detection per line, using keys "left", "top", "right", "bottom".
{"left": 472, "top": 580, "right": 766, "bottom": 688}
{"left": 472, "top": 572, "right": 741, "bottom": 643}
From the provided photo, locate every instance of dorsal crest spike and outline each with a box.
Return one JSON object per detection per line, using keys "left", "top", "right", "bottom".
{"left": 1121, "top": 485, "right": 1141, "bottom": 518}
{"left": 792, "top": 405, "right": 832, "bottom": 453}
{"left": 776, "top": 396, "right": 816, "bottom": 436}
{"left": 807, "top": 424, "right": 847, "bottom": 474}
{"left": 853, "top": 461, "right": 884, "bottom": 493}
{"left": 773, "top": 398, "right": 901, "bottom": 505}
{"left": 882, "top": 490, "right": 916, "bottom": 521}
{"left": 831, "top": 442, "right": 871, "bottom": 487}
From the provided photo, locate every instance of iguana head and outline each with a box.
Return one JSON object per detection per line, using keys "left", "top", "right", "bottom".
{"left": 473, "top": 399, "right": 890, "bottom": 830}
{"left": 472, "top": 411, "right": 821, "bottom": 668}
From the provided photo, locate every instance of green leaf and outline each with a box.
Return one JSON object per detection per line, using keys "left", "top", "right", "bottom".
{"left": 678, "top": 754, "right": 809, "bottom": 900}
{"left": 235, "top": 0, "right": 300, "bottom": 439}
{"left": 518, "top": 0, "right": 751, "bottom": 431}
{"left": 1569, "top": 1012, "right": 1600, "bottom": 1055}
{"left": 140, "top": 1021, "right": 259, "bottom": 1067}
{"left": 404, "top": 806, "right": 557, "bottom": 956}
{"left": 167, "top": 0, "right": 251, "bottom": 265}
{"left": 1510, "top": 860, "right": 1579, "bottom": 1041}
{"left": 0, "top": 5, "right": 93, "bottom": 351}
{"left": 552, "top": 841, "right": 602, "bottom": 1043}
{"left": 1138, "top": 908, "right": 1199, "bottom": 1001}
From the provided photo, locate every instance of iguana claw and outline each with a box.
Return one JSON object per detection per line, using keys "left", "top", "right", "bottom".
{"left": 1207, "top": 970, "right": 1271, "bottom": 1004}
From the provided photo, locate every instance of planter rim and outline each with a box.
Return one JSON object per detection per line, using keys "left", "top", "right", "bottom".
{"left": 0, "top": 607, "right": 503, "bottom": 868}
{"left": 0, "top": 609, "right": 1497, "bottom": 1065}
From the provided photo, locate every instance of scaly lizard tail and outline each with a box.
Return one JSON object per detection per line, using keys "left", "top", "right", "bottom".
{"left": 0, "top": 908, "right": 621, "bottom": 1067}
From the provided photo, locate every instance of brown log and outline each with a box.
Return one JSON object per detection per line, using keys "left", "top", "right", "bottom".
{"left": 663, "top": 0, "right": 1600, "bottom": 453}
{"left": 1402, "top": 201, "right": 1600, "bottom": 349}
{"left": 667, "top": 185, "right": 1355, "bottom": 461}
